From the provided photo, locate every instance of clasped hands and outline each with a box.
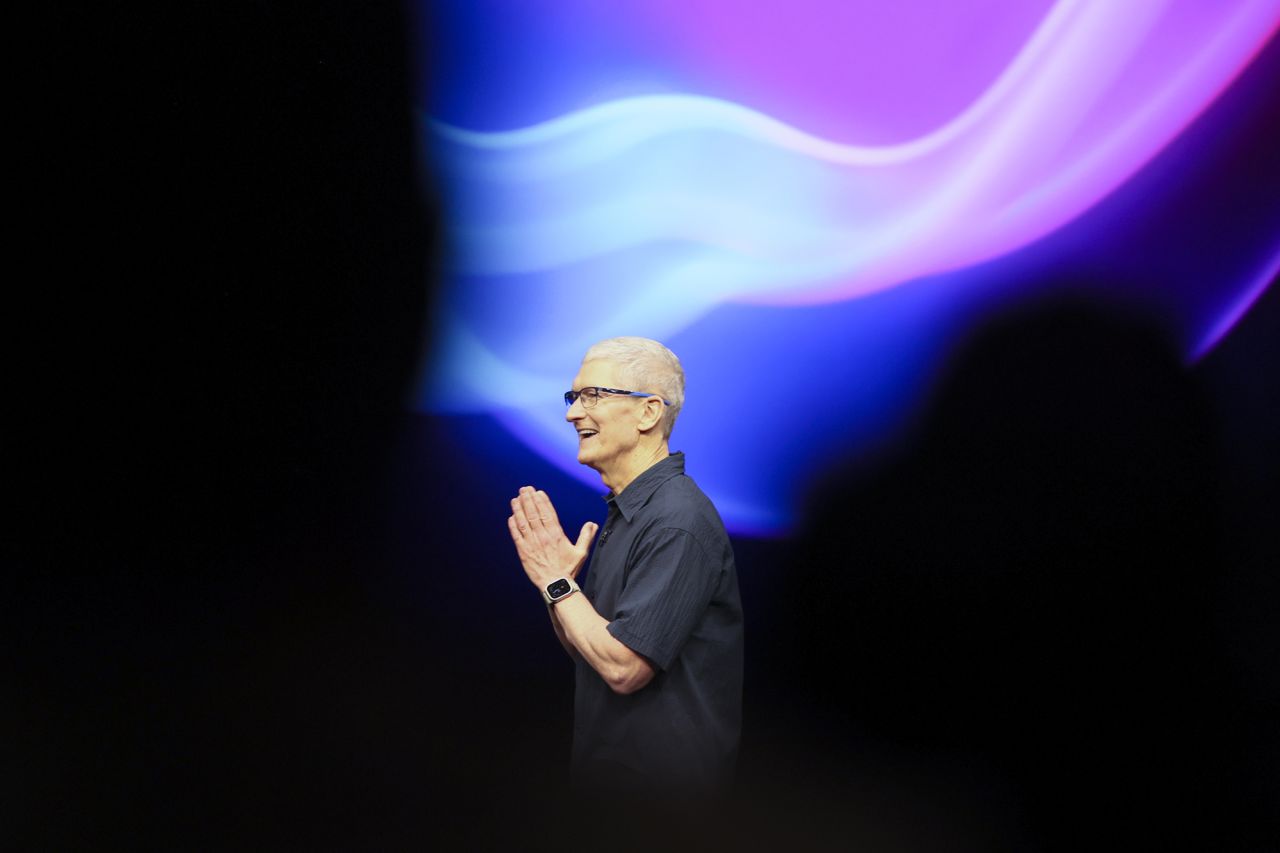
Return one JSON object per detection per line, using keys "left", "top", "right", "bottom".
{"left": 507, "top": 486, "right": 598, "bottom": 589}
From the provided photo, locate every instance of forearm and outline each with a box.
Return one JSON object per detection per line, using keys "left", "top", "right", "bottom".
{"left": 548, "top": 605, "right": 581, "bottom": 661}
{"left": 552, "top": 591, "right": 654, "bottom": 694}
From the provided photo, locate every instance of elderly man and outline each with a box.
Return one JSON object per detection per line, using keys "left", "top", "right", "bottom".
{"left": 507, "top": 336, "right": 744, "bottom": 795}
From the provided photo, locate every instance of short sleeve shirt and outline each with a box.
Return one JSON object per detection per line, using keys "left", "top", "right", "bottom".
{"left": 571, "top": 452, "right": 744, "bottom": 792}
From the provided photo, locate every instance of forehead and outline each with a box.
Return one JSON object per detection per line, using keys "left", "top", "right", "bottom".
{"left": 572, "top": 358, "right": 626, "bottom": 389}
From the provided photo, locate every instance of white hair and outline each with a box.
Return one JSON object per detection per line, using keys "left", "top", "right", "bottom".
{"left": 583, "top": 336, "right": 685, "bottom": 439}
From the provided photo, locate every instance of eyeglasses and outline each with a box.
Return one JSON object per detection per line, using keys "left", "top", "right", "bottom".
{"left": 564, "top": 386, "right": 670, "bottom": 408}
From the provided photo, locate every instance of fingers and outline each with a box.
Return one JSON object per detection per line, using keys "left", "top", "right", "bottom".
{"left": 510, "top": 487, "right": 581, "bottom": 553}
{"left": 512, "top": 486, "right": 559, "bottom": 537}
{"left": 517, "top": 486, "right": 567, "bottom": 538}
{"left": 575, "top": 521, "right": 598, "bottom": 552}
{"left": 511, "top": 491, "right": 534, "bottom": 537}
{"left": 533, "top": 489, "right": 562, "bottom": 530}
{"left": 518, "top": 486, "right": 553, "bottom": 534}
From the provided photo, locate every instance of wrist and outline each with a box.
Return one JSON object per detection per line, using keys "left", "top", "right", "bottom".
{"left": 532, "top": 564, "right": 577, "bottom": 588}
{"left": 541, "top": 576, "right": 580, "bottom": 606}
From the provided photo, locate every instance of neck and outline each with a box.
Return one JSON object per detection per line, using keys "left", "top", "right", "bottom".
{"left": 602, "top": 441, "right": 670, "bottom": 494}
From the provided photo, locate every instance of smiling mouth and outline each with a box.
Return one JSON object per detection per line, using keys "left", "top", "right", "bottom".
{"left": 577, "top": 429, "right": 598, "bottom": 441}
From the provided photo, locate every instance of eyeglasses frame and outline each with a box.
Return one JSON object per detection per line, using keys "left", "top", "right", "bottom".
{"left": 564, "top": 386, "right": 671, "bottom": 408}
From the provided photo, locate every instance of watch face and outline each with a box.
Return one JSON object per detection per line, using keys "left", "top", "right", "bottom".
{"left": 546, "top": 578, "right": 572, "bottom": 599}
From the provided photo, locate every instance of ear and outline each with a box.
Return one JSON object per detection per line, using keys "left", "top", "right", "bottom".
{"left": 636, "top": 396, "right": 665, "bottom": 434}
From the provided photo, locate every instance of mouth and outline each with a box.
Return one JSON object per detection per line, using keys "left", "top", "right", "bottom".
{"left": 576, "top": 429, "right": 598, "bottom": 442}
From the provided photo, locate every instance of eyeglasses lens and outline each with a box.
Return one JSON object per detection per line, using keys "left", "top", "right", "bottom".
{"left": 565, "top": 388, "right": 602, "bottom": 408}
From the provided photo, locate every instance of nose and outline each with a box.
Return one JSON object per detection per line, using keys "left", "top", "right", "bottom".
{"left": 566, "top": 395, "right": 586, "bottom": 423}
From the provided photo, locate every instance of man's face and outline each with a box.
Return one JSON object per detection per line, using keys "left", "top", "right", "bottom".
{"left": 566, "top": 358, "right": 644, "bottom": 474}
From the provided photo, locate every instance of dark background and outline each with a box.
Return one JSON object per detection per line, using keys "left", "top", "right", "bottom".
{"left": 11, "top": 4, "right": 1277, "bottom": 848}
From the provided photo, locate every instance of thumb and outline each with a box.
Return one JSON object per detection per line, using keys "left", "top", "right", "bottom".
{"left": 575, "top": 521, "right": 599, "bottom": 552}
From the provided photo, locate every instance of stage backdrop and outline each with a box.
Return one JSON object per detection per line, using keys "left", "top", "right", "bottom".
{"left": 411, "top": 0, "right": 1280, "bottom": 535}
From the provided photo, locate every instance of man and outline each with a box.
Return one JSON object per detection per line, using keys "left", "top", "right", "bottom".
{"left": 507, "top": 336, "right": 743, "bottom": 795}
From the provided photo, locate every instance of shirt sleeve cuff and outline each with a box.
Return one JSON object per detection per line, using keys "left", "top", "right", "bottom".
{"left": 607, "top": 620, "right": 673, "bottom": 672}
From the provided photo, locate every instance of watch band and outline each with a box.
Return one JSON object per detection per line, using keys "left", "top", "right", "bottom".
{"left": 542, "top": 576, "right": 580, "bottom": 606}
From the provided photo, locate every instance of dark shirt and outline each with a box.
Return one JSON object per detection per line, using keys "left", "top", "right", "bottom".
{"left": 571, "top": 452, "right": 744, "bottom": 794}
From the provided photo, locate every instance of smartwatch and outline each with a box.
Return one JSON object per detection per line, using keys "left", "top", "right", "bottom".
{"left": 542, "top": 577, "right": 580, "bottom": 606}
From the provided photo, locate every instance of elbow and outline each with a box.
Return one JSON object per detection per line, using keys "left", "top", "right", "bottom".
{"left": 605, "top": 662, "right": 655, "bottom": 695}
{"left": 607, "top": 675, "right": 640, "bottom": 695}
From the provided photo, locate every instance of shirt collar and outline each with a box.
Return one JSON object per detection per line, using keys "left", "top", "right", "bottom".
{"left": 605, "top": 452, "right": 685, "bottom": 522}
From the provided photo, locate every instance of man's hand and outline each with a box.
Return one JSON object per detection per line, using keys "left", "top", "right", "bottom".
{"left": 508, "top": 486, "right": 598, "bottom": 588}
